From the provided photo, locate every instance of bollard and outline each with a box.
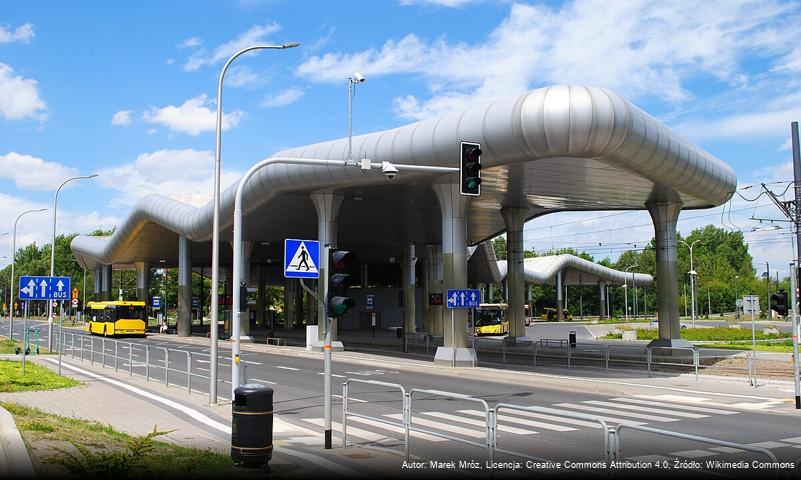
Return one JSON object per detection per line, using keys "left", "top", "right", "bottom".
{"left": 231, "top": 384, "right": 274, "bottom": 467}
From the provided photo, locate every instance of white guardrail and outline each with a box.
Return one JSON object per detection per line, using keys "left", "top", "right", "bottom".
{"left": 342, "top": 379, "right": 788, "bottom": 477}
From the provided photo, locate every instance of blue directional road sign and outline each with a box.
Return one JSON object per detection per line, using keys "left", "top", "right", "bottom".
{"left": 152, "top": 296, "right": 161, "bottom": 310}
{"left": 284, "top": 239, "right": 320, "bottom": 279}
{"left": 446, "top": 289, "right": 481, "bottom": 309}
{"left": 18, "top": 276, "right": 71, "bottom": 301}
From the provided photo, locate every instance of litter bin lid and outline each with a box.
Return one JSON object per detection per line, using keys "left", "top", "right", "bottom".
{"left": 234, "top": 383, "right": 274, "bottom": 395}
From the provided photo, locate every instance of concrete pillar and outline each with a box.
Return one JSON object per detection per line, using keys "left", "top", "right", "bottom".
{"left": 100, "top": 265, "right": 112, "bottom": 301}
{"left": 93, "top": 267, "right": 102, "bottom": 301}
{"left": 556, "top": 270, "right": 564, "bottom": 322}
{"left": 433, "top": 183, "right": 475, "bottom": 366}
{"left": 422, "top": 246, "right": 434, "bottom": 333}
{"left": 177, "top": 236, "right": 192, "bottom": 337}
{"left": 432, "top": 244, "right": 444, "bottom": 335}
{"left": 646, "top": 201, "right": 689, "bottom": 347}
{"left": 403, "top": 243, "right": 417, "bottom": 334}
{"left": 525, "top": 283, "right": 531, "bottom": 318}
{"left": 257, "top": 264, "right": 266, "bottom": 328}
{"left": 599, "top": 281, "right": 607, "bottom": 320}
{"left": 284, "top": 279, "right": 296, "bottom": 329}
{"left": 501, "top": 207, "right": 527, "bottom": 338}
{"left": 135, "top": 262, "right": 150, "bottom": 304}
{"left": 311, "top": 191, "right": 344, "bottom": 350}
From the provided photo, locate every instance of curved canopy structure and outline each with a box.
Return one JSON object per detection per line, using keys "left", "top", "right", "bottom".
{"left": 497, "top": 255, "right": 653, "bottom": 286}
{"left": 71, "top": 84, "right": 736, "bottom": 271}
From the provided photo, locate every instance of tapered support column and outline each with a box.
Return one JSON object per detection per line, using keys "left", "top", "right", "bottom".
{"left": 135, "top": 262, "right": 150, "bottom": 304}
{"left": 93, "top": 268, "right": 102, "bottom": 301}
{"left": 257, "top": 264, "right": 266, "bottom": 328}
{"left": 599, "top": 281, "right": 607, "bottom": 321}
{"left": 311, "top": 191, "right": 344, "bottom": 351}
{"left": 284, "top": 279, "right": 296, "bottom": 329}
{"left": 556, "top": 270, "right": 564, "bottom": 322}
{"left": 177, "top": 236, "right": 192, "bottom": 337}
{"left": 433, "top": 184, "right": 475, "bottom": 366}
{"left": 501, "top": 207, "right": 527, "bottom": 339}
{"left": 432, "top": 244, "right": 444, "bottom": 335}
{"left": 100, "top": 265, "right": 112, "bottom": 301}
{"left": 646, "top": 201, "right": 690, "bottom": 347}
{"left": 422, "top": 246, "right": 434, "bottom": 333}
{"left": 403, "top": 243, "right": 417, "bottom": 334}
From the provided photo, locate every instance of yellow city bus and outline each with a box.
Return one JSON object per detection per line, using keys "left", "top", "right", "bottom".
{"left": 85, "top": 301, "right": 147, "bottom": 337}
{"left": 473, "top": 303, "right": 510, "bottom": 336}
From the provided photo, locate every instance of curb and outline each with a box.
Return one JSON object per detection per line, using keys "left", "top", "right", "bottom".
{"left": 0, "top": 405, "right": 36, "bottom": 478}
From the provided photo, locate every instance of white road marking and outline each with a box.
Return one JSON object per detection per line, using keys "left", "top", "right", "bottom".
{"left": 781, "top": 437, "right": 801, "bottom": 444}
{"left": 419, "top": 411, "right": 535, "bottom": 435}
{"left": 710, "top": 446, "right": 744, "bottom": 453}
{"left": 554, "top": 403, "right": 678, "bottom": 422}
{"left": 302, "top": 418, "right": 396, "bottom": 445}
{"left": 583, "top": 400, "right": 708, "bottom": 418}
{"left": 747, "top": 441, "right": 789, "bottom": 449}
{"left": 384, "top": 413, "right": 484, "bottom": 439}
{"left": 333, "top": 394, "right": 367, "bottom": 403}
{"left": 250, "top": 378, "right": 276, "bottom": 385}
{"left": 275, "top": 366, "right": 300, "bottom": 371}
{"left": 634, "top": 394, "right": 781, "bottom": 411}
{"left": 670, "top": 450, "right": 717, "bottom": 458}
{"left": 241, "top": 360, "right": 262, "bottom": 365}
{"left": 346, "top": 416, "right": 446, "bottom": 442}
{"left": 615, "top": 397, "right": 737, "bottom": 415}
{"left": 317, "top": 372, "right": 346, "bottom": 378}
{"left": 459, "top": 408, "right": 599, "bottom": 430}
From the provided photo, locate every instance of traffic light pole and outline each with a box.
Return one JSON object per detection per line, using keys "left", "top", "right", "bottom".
{"left": 299, "top": 276, "right": 332, "bottom": 449}
{"left": 792, "top": 262, "right": 800, "bottom": 409}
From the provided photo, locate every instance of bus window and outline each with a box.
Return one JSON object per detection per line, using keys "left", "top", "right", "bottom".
{"left": 115, "top": 305, "right": 145, "bottom": 321}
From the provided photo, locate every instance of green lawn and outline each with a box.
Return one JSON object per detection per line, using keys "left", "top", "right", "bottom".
{"left": 0, "top": 338, "right": 52, "bottom": 355}
{"left": 2, "top": 402, "right": 252, "bottom": 479}
{"left": 703, "top": 340, "right": 796, "bottom": 353}
{"left": 601, "top": 327, "right": 791, "bottom": 342}
{"left": 0, "top": 360, "right": 80, "bottom": 392}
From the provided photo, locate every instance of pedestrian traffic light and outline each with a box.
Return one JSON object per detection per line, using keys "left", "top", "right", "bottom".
{"left": 770, "top": 290, "right": 788, "bottom": 316}
{"left": 328, "top": 249, "right": 357, "bottom": 317}
{"left": 460, "top": 141, "right": 482, "bottom": 196}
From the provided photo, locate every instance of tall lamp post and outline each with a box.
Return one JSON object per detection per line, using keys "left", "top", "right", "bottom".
{"left": 48, "top": 174, "right": 98, "bottom": 349}
{"left": 679, "top": 239, "right": 702, "bottom": 326}
{"left": 209, "top": 42, "right": 300, "bottom": 405}
{"left": 735, "top": 275, "right": 740, "bottom": 320}
{"left": 624, "top": 264, "right": 638, "bottom": 322}
{"left": 10, "top": 208, "right": 47, "bottom": 340}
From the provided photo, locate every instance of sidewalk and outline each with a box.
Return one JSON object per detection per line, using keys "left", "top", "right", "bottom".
{"left": 0, "top": 355, "right": 406, "bottom": 478}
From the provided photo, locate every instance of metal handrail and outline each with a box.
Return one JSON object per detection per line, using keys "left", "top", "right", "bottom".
{"left": 342, "top": 378, "right": 408, "bottom": 458}
{"left": 495, "top": 403, "right": 615, "bottom": 468}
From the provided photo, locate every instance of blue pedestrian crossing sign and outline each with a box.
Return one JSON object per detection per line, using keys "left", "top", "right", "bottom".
{"left": 446, "top": 289, "right": 481, "bottom": 309}
{"left": 19, "top": 276, "right": 71, "bottom": 300}
{"left": 284, "top": 239, "right": 320, "bottom": 279}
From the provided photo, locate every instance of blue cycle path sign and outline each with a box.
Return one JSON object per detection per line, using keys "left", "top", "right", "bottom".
{"left": 284, "top": 239, "right": 320, "bottom": 279}
{"left": 19, "top": 276, "right": 71, "bottom": 301}
{"left": 446, "top": 289, "right": 481, "bottom": 309}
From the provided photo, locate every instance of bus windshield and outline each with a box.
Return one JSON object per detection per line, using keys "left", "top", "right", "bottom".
{"left": 474, "top": 307, "right": 504, "bottom": 327}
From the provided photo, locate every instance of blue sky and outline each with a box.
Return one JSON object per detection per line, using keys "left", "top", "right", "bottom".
{"left": 1, "top": 0, "right": 800, "bottom": 278}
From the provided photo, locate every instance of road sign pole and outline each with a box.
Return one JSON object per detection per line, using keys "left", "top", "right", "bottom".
{"left": 791, "top": 263, "right": 800, "bottom": 408}
{"left": 22, "top": 301, "right": 28, "bottom": 376}
{"left": 58, "top": 300, "right": 64, "bottom": 375}
{"left": 298, "top": 277, "right": 332, "bottom": 449}
{"left": 750, "top": 296, "right": 757, "bottom": 387}
{"left": 451, "top": 309, "right": 456, "bottom": 367}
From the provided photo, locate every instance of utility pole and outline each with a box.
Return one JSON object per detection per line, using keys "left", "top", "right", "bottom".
{"left": 792, "top": 122, "right": 801, "bottom": 407}
{"left": 766, "top": 262, "right": 771, "bottom": 320}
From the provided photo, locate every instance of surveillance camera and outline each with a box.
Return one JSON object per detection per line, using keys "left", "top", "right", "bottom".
{"left": 353, "top": 72, "right": 366, "bottom": 83}
{"left": 381, "top": 161, "right": 399, "bottom": 180}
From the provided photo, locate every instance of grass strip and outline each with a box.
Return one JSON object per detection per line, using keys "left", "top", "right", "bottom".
{"left": 0, "top": 360, "right": 80, "bottom": 392}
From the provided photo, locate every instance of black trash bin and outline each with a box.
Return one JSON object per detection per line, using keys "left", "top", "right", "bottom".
{"left": 231, "top": 384, "right": 274, "bottom": 467}
{"left": 396, "top": 327, "right": 404, "bottom": 338}
{"left": 569, "top": 330, "right": 577, "bottom": 348}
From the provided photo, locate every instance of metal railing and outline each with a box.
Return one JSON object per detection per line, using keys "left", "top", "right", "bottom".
{"left": 341, "top": 377, "right": 791, "bottom": 475}
{"left": 58, "top": 331, "right": 236, "bottom": 401}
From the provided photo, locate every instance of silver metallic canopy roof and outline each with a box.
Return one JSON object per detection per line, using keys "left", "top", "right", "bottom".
{"left": 497, "top": 255, "right": 653, "bottom": 286}
{"left": 71, "top": 85, "right": 736, "bottom": 270}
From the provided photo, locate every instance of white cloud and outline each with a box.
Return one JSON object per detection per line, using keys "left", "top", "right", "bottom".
{"left": 0, "top": 193, "right": 49, "bottom": 258}
{"left": 399, "top": 0, "right": 474, "bottom": 6}
{"left": 0, "top": 63, "right": 47, "bottom": 121}
{"left": 262, "top": 86, "right": 304, "bottom": 107}
{"left": 297, "top": 0, "right": 799, "bottom": 121}
{"left": 675, "top": 102, "right": 801, "bottom": 141}
{"left": 0, "top": 23, "right": 34, "bottom": 44}
{"left": 178, "top": 36, "right": 202, "bottom": 49}
{"left": 142, "top": 94, "right": 245, "bottom": 136}
{"left": 183, "top": 22, "right": 281, "bottom": 71}
{"left": 226, "top": 66, "right": 266, "bottom": 87}
{"left": 0, "top": 152, "right": 80, "bottom": 191}
{"left": 111, "top": 110, "right": 133, "bottom": 126}
{"left": 98, "top": 149, "right": 240, "bottom": 207}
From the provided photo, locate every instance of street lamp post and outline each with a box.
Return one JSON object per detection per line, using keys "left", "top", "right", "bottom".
{"left": 10, "top": 208, "right": 47, "bottom": 341}
{"left": 209, "top": 42, "right": 300, "bottom": 405}
{"left": 735, "top": 275, "right": 740, "bottom": 320}
{"left": 347, "top": 72, "right": 366, "bottom": 163}
{"left": 679, "top": 239, "right": 702, "bottom": 326}
{"left": 624, "top": 264, "right": 638, "bottom": 322}
{"left": 48, "top": 174, "right": 98, "bottom": 351}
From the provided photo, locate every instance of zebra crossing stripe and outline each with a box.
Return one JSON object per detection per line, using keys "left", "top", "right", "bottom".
{"left": 583, "top": 400, "right": 708, "bottom": 418}
{"left": 555, "top": 403, "right": 680, "bottom": 422}
{"left": 613, "top": 397, "right": 737, "bottom": 415}
{"left": 346, "top": 416, "right": 446, "bottom": 442}
{"left": 457, "top": 409, "right": 580, "bottom": 431}
{"left": 418, "top": 411, "right": 535, "bottom": 435}
{"left": 384, "top": 413, "right": 485, "bottom": 439}
{"left": 301, "top": 418, "right": 397, "bottom": 445}
{"left": 548, "top": 404, "right": 652, "bottom": 424}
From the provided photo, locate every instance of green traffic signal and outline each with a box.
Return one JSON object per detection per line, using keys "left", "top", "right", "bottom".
{"left": 460, "top": 141, "right": 482, "bottom": 196}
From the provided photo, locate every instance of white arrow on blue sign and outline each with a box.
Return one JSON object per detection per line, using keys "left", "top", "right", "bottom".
{"left": 18, "top": 276, "right": 71, "bottom": 301}
{"left": 446, "top": 289, "right": 481, "bottom": 309}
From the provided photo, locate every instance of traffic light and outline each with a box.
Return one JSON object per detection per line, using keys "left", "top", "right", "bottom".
{"left": 770, "top": 290, "right": 788, "bottom": 316}
{"left": 460, "top": 141, "right": 482, "bottom": 196}
{"left": 328, "top": 249, "right": 357, "bottom": 317}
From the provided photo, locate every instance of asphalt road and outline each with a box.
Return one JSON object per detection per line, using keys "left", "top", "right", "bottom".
{"left": 4, "top": 318, "right": 801, "bottom": 475}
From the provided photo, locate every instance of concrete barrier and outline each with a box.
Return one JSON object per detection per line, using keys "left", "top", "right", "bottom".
{"left": 0, "top": 405, "right": 36, "bottom": 478}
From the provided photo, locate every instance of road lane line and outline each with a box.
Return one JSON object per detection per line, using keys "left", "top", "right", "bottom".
{"left": 250, "top": 378, "right": 277, "bottom": 385}
{"left": 333, "top": 394, "right": 367, "bottom": 403}
{"left": 275, "top": 366, "right": 300, "bottom": 371}
{"left": 317, "top": 372, "right": 346, "bottom": 378}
